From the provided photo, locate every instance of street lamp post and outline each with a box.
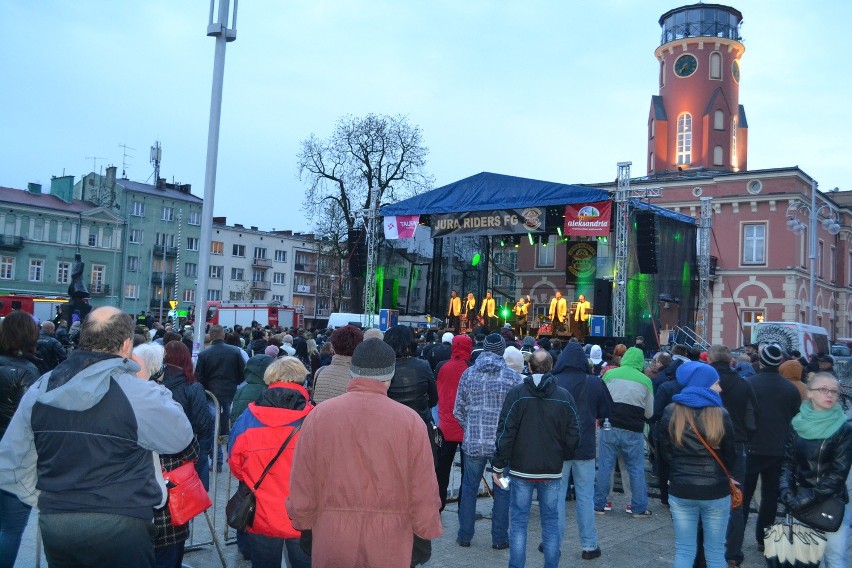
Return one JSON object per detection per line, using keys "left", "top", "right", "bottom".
{"left": 786, "top": 180, "right": 840, "bottom": 326}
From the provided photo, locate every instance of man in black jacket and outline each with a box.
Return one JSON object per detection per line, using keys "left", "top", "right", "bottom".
{"left": 743, "top": 343, "right": 800, "bottom": 552}
{"left": 551, "top": 342, "right": 611, "bottom": 560}
{"left": 493, "top": 351, "right": 581, "bottom": 566}
{"left": 708, "top": 344, "right": 757, "bottom": 568}
{"left": 195, "top": 324, "right": 246, "bottom": 471}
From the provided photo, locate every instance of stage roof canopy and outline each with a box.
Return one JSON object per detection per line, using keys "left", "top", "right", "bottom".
{"left": 380, "top": 172, "right": 610, "bottom": 216}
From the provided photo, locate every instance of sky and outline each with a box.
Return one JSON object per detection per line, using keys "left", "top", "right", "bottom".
{"left": 2, "top": 1, "right": 850, "bottom": 233}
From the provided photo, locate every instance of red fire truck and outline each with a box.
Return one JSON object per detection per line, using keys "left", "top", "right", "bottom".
{"left": 205, "top": 301, "right": 299, "bottom": 329}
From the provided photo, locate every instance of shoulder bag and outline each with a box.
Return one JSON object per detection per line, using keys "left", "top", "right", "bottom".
{"left": 163, "top": 460, "right": 212, "bottom": 526}
{"left": 790, "top": 438, "right": 845, "bottom": 533}
{"left": 226, "top": 418, "right": 304, "bottom": 531}
{"left": 686, "top": 414, "right": 743, "bottom": 509}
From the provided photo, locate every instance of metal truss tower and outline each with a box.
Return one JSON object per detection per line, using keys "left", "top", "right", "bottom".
{"left": 696, "top": 197, "right": 713, "bottom": 344}
{"left": 363, "top": 186, "right": 380, "bottom": 328}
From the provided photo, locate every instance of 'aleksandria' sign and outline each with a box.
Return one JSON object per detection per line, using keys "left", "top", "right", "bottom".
{"left": 430, "top": 208, "right": 546, "bottom": 237}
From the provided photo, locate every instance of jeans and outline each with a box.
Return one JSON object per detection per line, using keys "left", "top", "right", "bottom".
{"left": 594, "top": 427, "right": 649, "bottom": 514}
{"left": 457, "top": 453, "right": 509, "bottom": 546}
{"left": 724, "top": 442, "right": 747, "bottom": 565}
{"left": 40, "top": 512, "right": 156, "bottom": 568}
{"left": 742, "top": 453, "right": 782, "bottom": 546}
{"left": 436, "top": 441, "right": 463, "bottom": 511}
{"left": 213, "top": 396, "right": 233, "bottom": 468}
{"left": 509, "top": 477, "right": 561, "bottom": 568}
{"left": 823, "top": 468, "right": 852, "bottom": 568}
{"left": 196, "top": 433, "right": 213, "bottom": 491}
{"left": 0, "top": 490, "right": 32, "bottom": 568}
{"left": 669, "top": 495, "right": 731, "bottom": 568}
{"left": 244, "top": 532, "right": 311, "bottom": 568}
{"left": 559, "top": 459, "right": 597, "bottom": 550}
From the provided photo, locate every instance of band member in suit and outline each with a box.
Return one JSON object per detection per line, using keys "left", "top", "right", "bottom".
{"left": 464, "top": 292, "right": 477, "bottom": 330}
{"left": 479, "top": 291, "right": 497, "bottom": 331}
{"left": 513, "top": 296, "right": 529, "bottom": 338}
{"left": 447, "top": 290, "right": 462, "bottom": 334}
{"left": 549, "top": 291, "right": 568, "bottom": 334}
{"left": 573, "top": 294, "right": 591, "bottom": 341}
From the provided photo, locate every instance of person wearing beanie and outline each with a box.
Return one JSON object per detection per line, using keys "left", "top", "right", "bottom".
{"left": 660, "top": 361, "right": 735, "bottom": 568}
{"left": 779, "top": 373, "right": 852, "bottom": 568}
{"left": 312, "top": 325, "right": 364, "bottom": 404}
{"left": 503, "top": 346, "right": 525, "bottom": 374}
{"left": 264, "top": 345, "right": 280, "bottom": 358}
{"left": 435, "top": 335, "right": 473, "bottom": 511}
{"left": 779, "top": 360, "right": 808, "bottom": 401}
{"left": 287, "top": 339, "right": 443, "bottom": 567}
{"left": 594, "top": 347, "right": 654, "bottom": 518}
{"left": 454, "top": 331, "right": 523, "bottom": 549}
{"left": 230, "top": 353, "right": 276, "bottom": 425}
{"left": 742, "top": 342, "right": 801, "bottom": 553}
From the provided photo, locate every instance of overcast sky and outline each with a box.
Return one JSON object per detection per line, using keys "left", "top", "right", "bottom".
{"left": 2, "top": 1, "right": 849, "bottom": 232}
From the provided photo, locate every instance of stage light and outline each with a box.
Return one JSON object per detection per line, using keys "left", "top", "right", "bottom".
{"left": 499, "top": 237, "right": 506, "bottom": 247}
{"left": 470, "top": 253, "right": 481, "bottom": 267}
{"left": 597, "top": 236, "right": 608, "bottom": 244}
{"left": 528, "top": 232, "right": 535, "bottom": 246}
{"left": 557, "top": 227, "right": 563, "bottom": 239}
{"left": 501, "top": 306, "right": 510, "bottom": 319}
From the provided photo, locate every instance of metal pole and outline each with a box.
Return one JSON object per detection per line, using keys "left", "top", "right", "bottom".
{"left": 809, "top": 180, "right": 817, "bottom": 326}
{"left": 194, "top": 0, "right": 237, "bottom": 357}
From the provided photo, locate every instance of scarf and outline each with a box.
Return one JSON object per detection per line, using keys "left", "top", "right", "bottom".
{"left": 791, "top": 400, "right": 847, "bottom": 440}
{"left": 672, "top": 386, "right": 722, "bottom": 409}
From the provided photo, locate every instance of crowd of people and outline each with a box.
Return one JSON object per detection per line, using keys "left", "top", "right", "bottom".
{"left": 0, "top": 307, "right": 851, "bottom": 567}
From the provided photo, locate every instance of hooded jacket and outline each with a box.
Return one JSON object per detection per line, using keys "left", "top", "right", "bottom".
{"left": 454, "top": 352, "right": 523, "bottom": 458}
{"left": 493, "top": 374, "right": 581, "bottom": 479}
{"left": 746, "top": 368, "right": 800, "bottom": 456}
{"left": 436, "top": 335, "right": 472, "bottom": 443}
{"left": 230, "top": 354, "right": 274, "bottom": 422}
{"left": 601, "top": 347, "right": 654, "bottom": 433}
{"left": 0, "top": 351, "right": 193, "bottom": 516}
{"left": 713, "top": 360, "right": 758, "bottom": 444}
{"left": 552, "top": 343, "right": 612, "bottom": 460}
{"left": 229, "top": 381, "right": 313, "bottom": 539}
{"left": 162, "top": 366, "right": 214, "bottom": 441}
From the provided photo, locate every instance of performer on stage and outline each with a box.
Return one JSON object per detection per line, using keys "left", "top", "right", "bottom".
{"left": 573, "top": 293, "right": 591, "bottom": 342}
{"left": 447, "top": 290, "right": 462, "bottom": 334}
{"left": 479, "top": 291, "right": 497, "bottom": 331}
{"left": 549, "top": 291, "right": 568, "bottom": 334}
{"left": 513, "top": 296, "right": 529, "bottom": 338}
{"left": 464, "top": 291, "right": 477, "bottom": 330}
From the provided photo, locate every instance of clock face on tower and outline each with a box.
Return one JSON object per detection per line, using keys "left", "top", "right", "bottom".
{"left": 674, "top": 54, "right": 698, "bottom": 78}
{"left": 732, "top": 60, "right": 740, "bottom": 83}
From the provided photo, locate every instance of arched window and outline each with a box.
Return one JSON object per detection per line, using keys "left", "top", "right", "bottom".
{"left": 713, "top": 145, "right": 723, "bottom": 166}
{"left": 649, "top": 152, "right": 655, "bottom": 171}
{"left": 649, "top": 118, "right": 655, "bottom": 139}
{"left": 709, "top": 52, "right": 722, "bottom": 79}
{"left": 660, "top": 60, "right": 666, "bottom": 87}
{"left": 731, "top": 116, "right": 739, "bottom": 170}
{"left": 714, "top": 110, "right": 724, "bottom": 130}
{"left": 677, "top": 113, "right": 692, "bottom": 166}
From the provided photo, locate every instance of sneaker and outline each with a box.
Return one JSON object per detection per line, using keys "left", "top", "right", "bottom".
{"left": 625, "top": 505, "right": 632, "bottom": 514}
{"left": 632, "top": 509, "right": 652, "bottom": 518}
{"left": 581, "top": 547, "right": 602, "bottom": 560}
{"left": 456, "top": 538, "right": 471, "bottom": 547}
{"left": 492, "top": 543, "right": 509, "bottom": 550}
{"left": 594, "top": 508, "right": 606, "bottom": 515}
{"left": 603, "top": 501, "right": 612, "bottom": 511}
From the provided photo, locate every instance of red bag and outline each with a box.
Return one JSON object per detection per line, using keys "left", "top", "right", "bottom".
{"left": 163, "top": 462, "right": 212, "bottom": 526}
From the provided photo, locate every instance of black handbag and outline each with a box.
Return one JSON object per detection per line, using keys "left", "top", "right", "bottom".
{"left": 793, "top": 496, "right": 845, "bottom": 533}
{"left": 226, "top": 418, "right": 304, "bottom": 532}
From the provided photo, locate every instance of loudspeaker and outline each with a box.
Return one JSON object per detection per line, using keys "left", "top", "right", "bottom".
{"left": 593, "top": 278, "right": 613, "bottom": 316}
{"left": 347, "top": 228, "right": 367, "bottom": 277}
{"left": 635, "top": 211, "right": 658, "bottom": 274}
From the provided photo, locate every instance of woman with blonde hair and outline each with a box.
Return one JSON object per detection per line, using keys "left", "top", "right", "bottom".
{"left": 229, "top": 357, "right": 314, "bottom": 567}
{"left": 780, "top": 373, "right": 852, "bottom": 568}
{"left": 660, "top": 361, "right": 735, "bottom": 568}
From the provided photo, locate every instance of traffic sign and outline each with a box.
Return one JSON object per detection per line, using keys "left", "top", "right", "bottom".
{"left": 169, "top": 300, "right": 178, "bottom": 309}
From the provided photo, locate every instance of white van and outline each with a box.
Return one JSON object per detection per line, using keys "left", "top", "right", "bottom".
{"left": 326, "top": 312, "right": 432, "bottom": 329}
{"left": 752, "top": 321, "right": 830, "bottom": 359}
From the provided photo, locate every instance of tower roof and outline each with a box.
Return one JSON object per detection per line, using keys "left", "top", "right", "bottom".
{"left": 658, "top": 3, "right": 743, "bottom": 45}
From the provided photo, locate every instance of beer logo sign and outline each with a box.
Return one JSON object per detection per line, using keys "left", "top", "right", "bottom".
{"left": 566, "top": 242, "right": 597, "bottom": 279}
{"left": 521, "top": 207, "right": 543, "bottom": 231}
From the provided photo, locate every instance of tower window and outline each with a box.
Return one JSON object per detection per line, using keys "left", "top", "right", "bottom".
{"left": 714, "top": 110, "right": 724, "bottom": 130}
{"left": 659, "top": 60, "right": 666, "bottom": 87}
{"left": 649, "top": 152, "right": 655, "bottom": 172}
{"left": 709, "top": 52, "right": 722, "bottom": 80}
{"left": 649, "top": 119, "right": 655, "bottom": 139}
{"left": 713, "top": 146, "right": 724, "bottom": 166}
{"left": 731, "top": 116, "right": 739, "bottom": 171}
{"left": 676, "top": 113, "right": 692, "bottom": 166}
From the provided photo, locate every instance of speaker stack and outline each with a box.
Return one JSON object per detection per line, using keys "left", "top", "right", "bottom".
{"left": 635, "top": 211, "right": 658, "bottom": 274}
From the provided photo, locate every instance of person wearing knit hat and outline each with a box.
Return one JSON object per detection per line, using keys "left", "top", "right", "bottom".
{"left": 778, "top": 359, "right": 808, "bottom": 401}
{"left": 483, "top": 333, "right": 506, "bottom": 356}
{"left": 264, "top": 345, "right": 280, "bottom": 358}
{"left": 287, "top": 338, "right": 442, "bottom": 567}
{"left": 758, "top": 343, "right": 783, "bottom": 369}
{"left": 660, "top": 361, "right": 735, "bottom": 568}
{"left": 503, "top": 346, "right": 525, "bottom": 374}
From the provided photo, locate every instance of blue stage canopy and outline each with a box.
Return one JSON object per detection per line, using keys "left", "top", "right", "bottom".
{"left": 380, "top": 172, "right": 611, "bottom": 216}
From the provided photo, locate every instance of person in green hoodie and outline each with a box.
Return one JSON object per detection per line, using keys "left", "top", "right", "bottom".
{"left": 231, "top": 353, "right": 275, "bottom": 424}
{"left": 593, "top": 346, "right": 655, "bottom": 518}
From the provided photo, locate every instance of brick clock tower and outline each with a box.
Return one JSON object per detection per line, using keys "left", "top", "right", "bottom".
{"left": 647, "top": 4, "right": 748, "bottom": 175}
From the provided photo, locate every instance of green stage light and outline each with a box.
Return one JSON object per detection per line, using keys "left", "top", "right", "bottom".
{"left": 500, "top": 306, "right": 510, "bottom": 319}
{"left": 528, "top": 232, "right": 535, "bottom": 246}
{"left": 597, "top": 236, "right": 608, "bottom": 244}
{"left": 471, "top": 253, "right": 481, "bottom": 267}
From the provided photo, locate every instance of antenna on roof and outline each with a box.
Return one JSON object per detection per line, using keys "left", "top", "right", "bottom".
{"left": 150, "top": 141, "right": 162, "bottom": 188}
{"left": 118, "top": 143, "right": 135, "bottom": 178}
{"left": 84, "top": 156, "right": 105, "bottom": 175}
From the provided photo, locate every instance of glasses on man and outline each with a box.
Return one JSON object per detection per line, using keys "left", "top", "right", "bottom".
{"left": 809, "top": 387, "right": 839, "bottom": 397}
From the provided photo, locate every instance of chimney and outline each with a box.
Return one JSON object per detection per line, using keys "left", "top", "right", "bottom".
{"left": 27, "top": 183, "right": 42, "bottom": 194}
{"left": 50, "top": 175, "right": 75, "bottom": 203}
{"left": 105, "top": 166, "right": 117, "bottom": 186}
{"left": 213, "top": 216, "right": 226, "bottom": 225}
{"left": 250, "top": 226, "right": 258, "bottom": 231}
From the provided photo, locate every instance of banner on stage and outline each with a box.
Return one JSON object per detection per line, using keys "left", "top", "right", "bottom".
{"left": 565, "top": 241, "right": 597, "bottom": 283}
{"left": 563, "top": 201, "right": 611, "bottom": 236}
{"left": 383, "top": 215, "right": 420, "bottom": 239}
{"left": 430, "top": 208, "right": 546, "bottom": 237}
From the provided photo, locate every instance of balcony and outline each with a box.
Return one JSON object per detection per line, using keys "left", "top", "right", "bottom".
{"left": 150, "top": 272, "right": 176, "bottom": 285}
{"left": 314, "top": 307, "right": 331, "bottom": 317}
{"left": 153, "top": 245, "right": 178, "bottom": 258}
{"left": 149, "top": 297, "right": 173, "bottom": 309}
{"left": 0, "top": 235, "right": 23, "bottom": 250}
{"left": 294, "top": 262, "right": 316, "bottom": 273}
{"left": 250, "top": 280, "right": 271, "bottom": 291}
{"left": 252, "top": 257, "right": 272, "bottom": 269}
{"left": 89, "top": 283, "right": 110, "bottom": 297}
{"left": 294, "top": 284, "right": 313, "bottom": 295}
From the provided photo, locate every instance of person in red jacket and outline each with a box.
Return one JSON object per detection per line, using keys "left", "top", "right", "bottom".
{"left": 435, "top": 334, "right": 473, "bottom": 510}
{"left": 229, "top": 356, "right": 314, "bottom": 568}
